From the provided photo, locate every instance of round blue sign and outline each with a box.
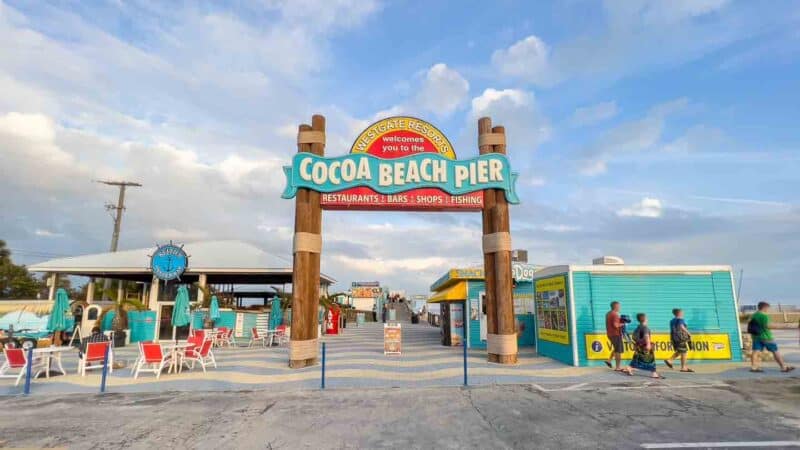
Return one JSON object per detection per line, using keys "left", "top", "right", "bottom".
{"left": 591, "top": 340, "right": 603, "bottom": 353}
{"left": 150, "top": 243, "right": 188, "bottom": 281}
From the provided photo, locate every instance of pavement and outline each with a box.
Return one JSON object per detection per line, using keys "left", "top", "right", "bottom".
{"left": 1, "top": 323, "right": 798, "bottom": 395}
{"left": 0, "top": 378, "right": 798, "bottom": 449}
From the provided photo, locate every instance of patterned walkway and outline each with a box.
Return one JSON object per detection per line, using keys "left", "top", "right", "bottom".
{"left": 1, "top": 324, "right": 797, "bottom": 395}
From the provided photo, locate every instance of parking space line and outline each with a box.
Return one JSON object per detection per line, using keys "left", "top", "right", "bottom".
{"left": 642, "top": 441, "right": 800, "bottom": 448}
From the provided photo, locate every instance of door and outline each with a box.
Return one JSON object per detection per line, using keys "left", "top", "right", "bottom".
{"left": 479, "top": 292, "right": 487, "bottom": 342}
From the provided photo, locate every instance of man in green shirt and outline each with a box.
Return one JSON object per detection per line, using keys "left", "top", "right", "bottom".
{"left": 749, "top": 302, "right": 794, "bottom": 373}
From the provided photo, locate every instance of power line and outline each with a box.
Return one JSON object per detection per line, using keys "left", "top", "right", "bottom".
{"left": 94, "top": 179, "right": 142, "bottom": 296}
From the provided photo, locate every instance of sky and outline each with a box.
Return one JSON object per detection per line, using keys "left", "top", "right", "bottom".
{"left": 0, "top": 0, "right": 798, "bottom": 304}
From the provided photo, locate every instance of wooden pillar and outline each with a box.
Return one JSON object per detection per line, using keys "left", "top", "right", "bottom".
{"left": 197, "top": 273, "right": 207, "bottom": 305}
{"left": 479, "top": 118, "right": 518, "bottom": 364}
{"left": 117, "top": 280, "right": 125, "bottom": 304}
{"left": 478, "top": 118, "right": 498, "bottom": 360}
{"left": 290, "top": 114, "right": 325, "bottom": 368}
{"left": 47, "top": 273, "right": 58, "bottom": 301}
{"left": 86, "top": 278, "right": 96, "bottom": 304}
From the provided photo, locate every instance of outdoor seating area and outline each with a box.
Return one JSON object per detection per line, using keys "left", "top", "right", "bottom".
{"left": 0, "top": 320, "right": 293, "bottom": 393}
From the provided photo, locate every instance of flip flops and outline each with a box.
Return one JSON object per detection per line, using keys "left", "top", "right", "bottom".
{"left": 782, "top": 366, "right": 796, "bottom": 373}
{"left": 604, "top": 361, "right": 613, "bottom": 369}
{"left": 749, "top": 368, "right": 764, "bottom": 373}
{"left": 664, "top": 360, "right": 674, "bottom": 369}
{"left": 680, "top": 368, "right": 695, "bottom": 373}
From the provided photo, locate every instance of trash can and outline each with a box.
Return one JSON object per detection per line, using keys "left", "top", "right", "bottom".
{"left": 411, "top": 313, "right": 419, "bottom": 324}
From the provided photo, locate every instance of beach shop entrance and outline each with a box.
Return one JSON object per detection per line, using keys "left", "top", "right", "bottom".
{"left": 281, "top": 115, "right": 522, "bottom": 368}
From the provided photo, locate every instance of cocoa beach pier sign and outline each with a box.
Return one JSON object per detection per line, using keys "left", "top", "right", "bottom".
{"left": 281, "top": 116, "right": 519, "bottom": 210}
{"left": 284, "top": 114, "right": 521, "bottom": 369}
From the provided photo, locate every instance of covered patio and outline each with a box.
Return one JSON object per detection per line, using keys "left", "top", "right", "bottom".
{"left": 28, "top": 240, "right": 335, "bottom": 341}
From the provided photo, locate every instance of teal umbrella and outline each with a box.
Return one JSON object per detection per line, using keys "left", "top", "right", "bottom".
{"left": 46, "top": 288, "right": 70, "bottom": 332}
{"left": 269, "top": 297, "right": 282, "bottom": 330}
{"left": 171, "top": 286, "right": 191, "bottom": 340}
{"left": 209, "top": 295, "right": 221, "bottom": 321}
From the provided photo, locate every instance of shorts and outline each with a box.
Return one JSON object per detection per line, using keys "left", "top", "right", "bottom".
{"left": 671, "top": 339, "right": 688, "bottom": 354}
{"left": 608, "top": 335, "right": 624, "bottom": 354}
{"left": 752, "top": 340, "right": 778, "bottom": 353}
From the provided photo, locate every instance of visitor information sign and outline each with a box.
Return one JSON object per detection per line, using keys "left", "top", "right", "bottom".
{"left": 534, "top": 275, "right": 570, "bottom": 345}
{"left": 384, "top": 323, "right": 402, "bottom": 355}
{"left": 281, "top": 116, "right": 520, "bottom": 211}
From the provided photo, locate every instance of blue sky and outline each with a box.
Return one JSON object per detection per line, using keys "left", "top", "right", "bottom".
{"left": 0, "top": 0, "right": 798, "bottom": 304}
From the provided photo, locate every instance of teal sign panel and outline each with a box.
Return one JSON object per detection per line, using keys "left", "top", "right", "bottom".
{"left": 281, "top": 153, "right": 520, "bottom": 204}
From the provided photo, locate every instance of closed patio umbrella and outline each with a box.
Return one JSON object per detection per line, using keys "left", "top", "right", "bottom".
{"left": 47, "top": 288, "right": 70, "bottom": 345}
{"left": 269, "top": 297, "right": 282, "bottom": 330}
{"left": 209, "top": 295, "right": 221, "bottom": 323}
{"left": 171, "top": 285, "right": 191, "bottom": 340}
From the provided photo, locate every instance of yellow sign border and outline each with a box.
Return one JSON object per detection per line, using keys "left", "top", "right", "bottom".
{"left": 534, "top": 275, "right": 570, "bottom": 345}
{"left": 350, "top": 116, "right": 456, "bottom": 159}
{"left": 584, "top": 333, "right": 733, "bottom": 360}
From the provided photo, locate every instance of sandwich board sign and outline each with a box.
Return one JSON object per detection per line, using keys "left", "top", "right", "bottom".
{"left": 384, "top": 323, "right": 402, "bottom": 355}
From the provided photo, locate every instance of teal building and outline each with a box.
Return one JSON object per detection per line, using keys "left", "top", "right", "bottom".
{"left": 428, "top": 264, "right": 539, "bottom": 349}
{"left": 530, "top": 261, "right": 743, "bottom": 366}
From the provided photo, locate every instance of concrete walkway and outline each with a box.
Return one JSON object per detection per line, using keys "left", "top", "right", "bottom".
{"left": 1, "top": 324, "right": 797, "bottom": 395}
{"left": 1, "top": 378, "right": 798, "bottom": 449}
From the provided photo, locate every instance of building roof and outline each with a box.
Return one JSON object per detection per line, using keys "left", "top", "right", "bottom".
{"left": 529, "top": 264, "right": 733, "bottom": 280}
{"left": 430, "top": 268, "right": 485, "bottom": 292}
{"left": 428, "top": 281, "right": 468, "bottom": 303}
{"left": 29, "top": 240, "right": 336, "bottom": 285}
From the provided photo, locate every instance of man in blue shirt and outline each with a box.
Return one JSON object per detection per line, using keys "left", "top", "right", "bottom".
{"left": 664, "top": 308, "right": 693, "bottom": 372}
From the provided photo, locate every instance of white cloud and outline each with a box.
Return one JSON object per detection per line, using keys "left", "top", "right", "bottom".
{"left": 491, "top": 35, "right": 552, "bottom": 85}
{"left": 487, "top": 0, "right": 777, "bottom": 87}
{"left": 469, "top": 88, "right": 551, "bottom": 146}
{"left": 570, "top": 101, "right": 618, "bottom": 127}
{"left": 414, "top": 64, "right": 470, "bottom": 117}
{"left": 577, "top": 98, "right": 688, "bottom": 175}
{"left": 661, "top": 125, "right": 726, "bottom": 153}
{"left": 617, "top": 197, "right": 663, "bottom": 218}
{"left": 34, "top": 229, "right": 63, "bottom": 238}
{"left": 369, "top": 63, "right": 470, "bottom": 120}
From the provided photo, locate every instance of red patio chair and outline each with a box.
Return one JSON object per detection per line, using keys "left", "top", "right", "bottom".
{"left": 78, "top": 341, "right": 111, "bottom": 376}
{"left": 248, "top": 327, "right": 267, "bottom": 348}
{"left": 133, "top": 343, "right": 172, "bottom": 379}
{"left": 275, "top": 325, "right": 289, "bottom": 346}
{"left": 192, "top": 330, "right": 206, "bottom": 342}
{"left": 1, "top": 347, "right": 43, "bottom": 386}
{"left": 217, "top": 328, "right": 236, "bottom": 347}
{"left": 130, "top": 341, "right": 153, "bottom": 377}
{"left": 182, "top": 338, "right": 216, "bottom": 372}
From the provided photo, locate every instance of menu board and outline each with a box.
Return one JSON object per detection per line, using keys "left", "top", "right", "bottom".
{"left": 513, "top": 292, "right": 535, "bottom": 315}
{"left": 534, "top": 275, "right": 570, "bottom": 345}
{"left": 384, "top": 323, "right": 402, "bottom": 355}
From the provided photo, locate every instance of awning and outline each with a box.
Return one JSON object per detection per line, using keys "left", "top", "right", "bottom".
{"left": 428, "top": 281, "right": 467, "bottom": 303}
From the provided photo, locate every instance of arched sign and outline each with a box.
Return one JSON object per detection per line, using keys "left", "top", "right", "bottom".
{"left": 283, "top": 114, "right": 519, "bottom": 369}
{"left": 282, "top": 116, "right": 518, "bottom": 211}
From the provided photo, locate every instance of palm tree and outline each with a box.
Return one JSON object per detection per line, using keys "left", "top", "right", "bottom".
{"left": 96, "top": 287, "right": 147, "bottom": 346}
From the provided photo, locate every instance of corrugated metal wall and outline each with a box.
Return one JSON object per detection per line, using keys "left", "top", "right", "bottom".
{"left": 573, "top": 270, "right": 742, "bottom": 365}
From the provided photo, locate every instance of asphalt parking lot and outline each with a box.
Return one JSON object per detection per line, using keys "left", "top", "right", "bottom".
{"left": 0, "top": 377, "right": 798, "bottom": 449}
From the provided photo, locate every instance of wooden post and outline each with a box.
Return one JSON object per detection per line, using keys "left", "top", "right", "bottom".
{"left": 479, "top": 119, "right": 518, "bottom": 364}
{"left": 478, "top": 118, "right": 498, "bottom": 362}
{"left": 47, "top": 273, "right": 58, "bottom": 301}
{"left": 86, "top": 278, "right": 96, "bottom": 304}
{"left": 490, "top": 125, "right": 517, "bottom": 364}
{"left": 290, "top": 115, "right": 325, "bottom": 368}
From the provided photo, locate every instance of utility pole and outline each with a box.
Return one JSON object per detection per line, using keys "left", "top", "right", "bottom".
{"left": 96, "top": 180, "right": 142, "bottom": 298}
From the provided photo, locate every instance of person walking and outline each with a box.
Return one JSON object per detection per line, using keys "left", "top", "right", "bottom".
{"left": 627, "top": 313, "right": 663, "bottom": 379}
{"left": 664, "top": 308, "right": 693, "bottom": 372}
{"left": 604, "top": 301, "right": 625, "bottom": 371}
{"left": 749, "top": 302, "right": 795, "bottom": 373}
